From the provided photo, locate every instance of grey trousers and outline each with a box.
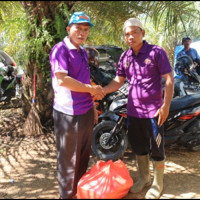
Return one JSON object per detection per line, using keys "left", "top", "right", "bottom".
{"left": 53, "top": 108, "right": 94, "bottom": 199}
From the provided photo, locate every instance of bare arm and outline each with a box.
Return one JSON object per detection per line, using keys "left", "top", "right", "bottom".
{"left": 154, "top": 72, "right": 174, "bottom": 126}
{"left": 103, "top": 75, "right": 126, "bottom": 94}
{"left": 55, "top": 72, "right": 105, "bottom": 98}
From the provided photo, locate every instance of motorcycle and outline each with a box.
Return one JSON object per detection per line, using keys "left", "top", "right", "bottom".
{"left": 92, "top": 93, "right": 200, "bottom": 161}
{"left": 86, "top": 47, "right": 128, "bottom": 115}
{"left": 0, "top": 50, "right": 23, "bottom": 104}
{"left": 173, "top": 55, "right": 200, "bottom": 97}
{"left": 90, "top": 63, "right": 128, "bottom": 115}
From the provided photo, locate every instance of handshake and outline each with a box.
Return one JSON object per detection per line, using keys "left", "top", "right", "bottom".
{"left": 89, "top": 85, "right": 106, "bottom": 100}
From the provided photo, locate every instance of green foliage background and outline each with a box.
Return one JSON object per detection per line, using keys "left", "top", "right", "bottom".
{"left": 1, "top": 1, "right": 200, "bottom": 70}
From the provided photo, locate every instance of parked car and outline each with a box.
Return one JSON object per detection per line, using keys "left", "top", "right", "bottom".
{"left": 84, "top": 45, "right": 124, "bottom": 71}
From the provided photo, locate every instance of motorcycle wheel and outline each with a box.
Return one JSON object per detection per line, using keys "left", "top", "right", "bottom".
{"left": 92, "top": 120, "right": 128, "bottom": 161}
{"left": 179, "top": 134, "right": 200, "bottom": 151}
{"left": 4, "top": 88, "right": 15, "bottom": 104}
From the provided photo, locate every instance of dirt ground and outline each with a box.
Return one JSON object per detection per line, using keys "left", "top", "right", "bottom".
{"left": 0, "top": 105, "right": 200, "bottom": 199}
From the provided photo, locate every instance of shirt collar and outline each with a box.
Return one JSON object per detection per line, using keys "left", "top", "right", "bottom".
{"left": 127, "top": 40, "right": 149, "bottom": 57}
{"left": 64, "top": 36, "right": 84, "bottom": 50}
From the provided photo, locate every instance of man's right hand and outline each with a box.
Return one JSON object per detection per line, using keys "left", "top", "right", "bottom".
{"left": 89, "top": 85, "right": 106, "bottom": 100}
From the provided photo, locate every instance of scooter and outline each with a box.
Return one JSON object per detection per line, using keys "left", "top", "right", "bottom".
{"left": 92, "top": 93, "right": 200, "bottom": 161}
{"left": 0, "top": 51, "right": 23, "bottom": 104}
{"left": 174, "top": 55, "right": 200, "bottom": 97}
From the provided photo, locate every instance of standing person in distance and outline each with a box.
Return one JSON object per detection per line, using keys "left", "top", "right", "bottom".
{"left": 49, "top": 11, "right": 105, "bottom": 199}
{"left": 102, "top": 18, "right": 174, "bottom": 199}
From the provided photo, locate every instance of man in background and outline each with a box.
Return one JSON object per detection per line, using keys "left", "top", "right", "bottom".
{"left": 177, "top": 37, "right": 200, "bottom": 75}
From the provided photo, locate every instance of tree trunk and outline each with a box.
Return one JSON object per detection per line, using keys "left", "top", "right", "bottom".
{"left": 20, "top": 1, "right": 76, "bottom": 127}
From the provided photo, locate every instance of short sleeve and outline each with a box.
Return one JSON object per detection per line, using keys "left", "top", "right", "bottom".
{"left": 116, "top": 52, "right": 127, "bottom": 78}
{"left": 50, "top": 42, "right": 69, "bottom": 75}
{"left": 156, "top": 48, "right": 172, "bottom": 75}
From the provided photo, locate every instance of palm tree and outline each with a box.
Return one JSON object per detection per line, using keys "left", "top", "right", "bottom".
{"left": 1, "top": 1, "right": 200, "bottom": 131}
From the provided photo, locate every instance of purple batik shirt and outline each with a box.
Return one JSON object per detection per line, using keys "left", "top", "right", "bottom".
{"left": 49, "top": 36, "right": 93, "bottom": 115}
{"left": 117, "top": 40, "right": 172, "bottom": 118}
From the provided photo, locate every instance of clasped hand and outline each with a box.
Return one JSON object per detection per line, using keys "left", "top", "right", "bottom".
{"left": 90, "top": 85, "right": 106, "bottom": 100}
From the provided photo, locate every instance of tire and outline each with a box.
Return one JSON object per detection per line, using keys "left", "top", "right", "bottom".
{"left": 92, "top": 120, "right": 128, "bottom": 161}
{"left": 4, "top": 88, "right": 15, "bottom": 104}
{"left": 0, "top": 88, "right": 4, "bottom": 98}
{"left": 179, "top": 134, "right": 200, "bottom": 151}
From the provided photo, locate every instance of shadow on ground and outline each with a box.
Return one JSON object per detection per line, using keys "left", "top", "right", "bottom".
{"left": 0, "top": 106, "right": 200, "bottom": 199}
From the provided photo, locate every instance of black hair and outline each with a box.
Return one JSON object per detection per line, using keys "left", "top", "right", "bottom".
{"left": 182, "top": 37, "right": 191, "bottom": 44}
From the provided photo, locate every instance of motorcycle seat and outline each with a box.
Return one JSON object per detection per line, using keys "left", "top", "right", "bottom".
{"left": 170, "top": 93, "right": 200, "bottom": 112}
{"left": 2, "top": 76, "right": 14, "bottom": 83}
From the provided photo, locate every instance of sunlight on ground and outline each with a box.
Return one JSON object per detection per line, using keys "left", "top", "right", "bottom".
{"left": 0, "top": 135, "right": 200, "bottom": 199}
{"left": 165, "top": 161, "right": 196, "bottom": 174}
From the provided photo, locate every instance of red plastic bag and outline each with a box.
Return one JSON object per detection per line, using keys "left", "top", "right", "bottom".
{"left": 77, "top": 159, "right": 134, "bottom": 199}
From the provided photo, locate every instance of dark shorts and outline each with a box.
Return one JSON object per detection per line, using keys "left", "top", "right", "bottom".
{"left": 127, "top": 116, "right": 165, "bottom": 161}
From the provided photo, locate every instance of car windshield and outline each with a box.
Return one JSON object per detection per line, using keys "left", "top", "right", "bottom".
{"left": 106, "top": 48, "right": 123, "bottom": 63}
{"left": 84, "top": 45, "right": 124, "bottom": 64}
{"left": 96, "top": 49, "right": 109, "bottom": 63}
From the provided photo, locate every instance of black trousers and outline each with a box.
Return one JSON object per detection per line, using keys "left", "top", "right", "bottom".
{"left": 53, "top": 108, "right": 94, "bottom": 199}
{"left": 127, "top": 116, "right": 165, "bottom": 161}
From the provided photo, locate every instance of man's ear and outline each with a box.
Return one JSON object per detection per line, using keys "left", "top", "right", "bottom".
{"left": 142, "top": 29, "right": 145, "bottom": 37}
{"left": 66, "top": 26, "right": 70, "bottom": 34}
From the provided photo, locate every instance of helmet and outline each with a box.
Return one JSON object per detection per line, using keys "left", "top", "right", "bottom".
{"left": 175, "top": 55, "right": 193, "bottom": 75}
{"left": 85, "top": 47, "right": 99, "bottom": 66}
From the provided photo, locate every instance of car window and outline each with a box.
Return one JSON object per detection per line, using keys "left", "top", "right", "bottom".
{"left": 84, "top": 45, "right": 124, "bottom": 64}
{"left": 97, "top": 49, "right": 110, "bottom": 63}
{"left": 106, "top": 48, "right": 123, "bottom": 63}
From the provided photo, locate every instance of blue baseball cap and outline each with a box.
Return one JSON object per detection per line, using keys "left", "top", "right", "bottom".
{"left": 68, "top": 11, "right": 94, "bottom": 27}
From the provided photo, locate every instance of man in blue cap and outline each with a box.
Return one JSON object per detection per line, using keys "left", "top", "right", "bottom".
{"left": 49, "top": 11, "right": 105, "bottom": 199}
